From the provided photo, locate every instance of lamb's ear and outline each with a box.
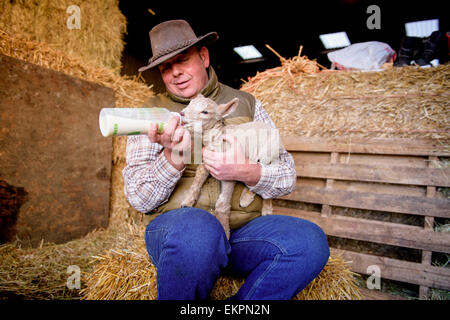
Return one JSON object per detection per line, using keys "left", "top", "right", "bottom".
{"left": 217, "top": 98, "right": 239, "bottom": 118}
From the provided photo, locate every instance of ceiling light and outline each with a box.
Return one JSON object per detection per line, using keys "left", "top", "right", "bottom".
{"left": 233, "top": 45, "right": 263, "bottom": 60}
{"left": 405, "top": 19, "right": 439, "bottom": 38}
{"left": 319, "top": 32, "right": 351, "bottom": 49}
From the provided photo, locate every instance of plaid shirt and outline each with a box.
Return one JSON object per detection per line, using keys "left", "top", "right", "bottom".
{"left": 122, "top": 99, "right": 297, "bottom": 213}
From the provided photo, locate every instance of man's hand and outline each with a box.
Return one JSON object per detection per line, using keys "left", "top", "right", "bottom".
{"left": 148, "top": 115, "right": 190, "bottom": 171}
{"left": 202, "top": 134, "right": 261, "bottom": 186}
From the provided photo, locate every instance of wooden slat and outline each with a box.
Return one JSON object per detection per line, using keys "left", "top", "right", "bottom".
{"left": 282, "top": 136, "right": 450, "bottom": 156}
{"left": 337, "top": 153, "right": 429, "bottom": 168}
{"left": 358, "top": 287, "right": 408, "bottom": 300}
{"left": 279, "top": 185, "right": 450, "bottom": 219}
{"left": 295, "top": 162, "right": 450, "bottom": 187}
{"left": 330, "top": 248, "right": 450, "bottom": 291}
{"left": 273, "top": 207, "right": 450, "bottom": 254}
{"left": 299, "top": 178, "right": 425, "bottom": 197}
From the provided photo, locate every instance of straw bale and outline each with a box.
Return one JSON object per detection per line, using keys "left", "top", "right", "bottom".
{"left": 0, "top": 223, "right": 138, "bottom": 299}
{"left": 241, "top": 46, "right": 450, "bottom": 143}
{"left": 0, "top": 28, "right": 150, "bottom": 228}
{"left": 241, "top": 47, "right": 450, "bottom": 292}
{"left": 81, "top": 241, "right": 361, "bottom": 300}
{"left": 0, "top": 0, "right": 127, "bottom": 71}
{"left": 0, "top": 30, "right": 149, "bottom": 299}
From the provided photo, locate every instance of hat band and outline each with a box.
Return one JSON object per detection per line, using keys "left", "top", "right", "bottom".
{"left": 150, "top": 38, "right": 198, "bottom": 64}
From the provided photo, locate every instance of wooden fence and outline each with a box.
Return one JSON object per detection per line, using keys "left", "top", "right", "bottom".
{"left": 274, "top": 136, "right": 450, "bottom": 299}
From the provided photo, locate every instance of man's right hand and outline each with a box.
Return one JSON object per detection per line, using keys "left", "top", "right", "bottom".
{"left": 148, "top": 115, "right": 190, "bottom": 171}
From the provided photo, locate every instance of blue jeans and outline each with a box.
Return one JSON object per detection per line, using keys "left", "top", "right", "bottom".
{"left": 145, "top": 208, "right": 329, "bottom": 300}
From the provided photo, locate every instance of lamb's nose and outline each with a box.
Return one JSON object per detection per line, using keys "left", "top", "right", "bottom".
{"left": 179, "top": 111, "right": 185, "bottom": 116}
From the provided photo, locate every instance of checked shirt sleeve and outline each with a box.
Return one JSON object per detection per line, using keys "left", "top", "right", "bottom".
{"left": 247, "top": 99, "right": 297, "bottom": 199}
{"left": 122, "top": 135, "right": 184, "bottom": 213}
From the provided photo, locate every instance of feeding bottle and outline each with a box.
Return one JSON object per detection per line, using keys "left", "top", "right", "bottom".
{"left": 99, "top": 108, "right": 181, "bottom": 137}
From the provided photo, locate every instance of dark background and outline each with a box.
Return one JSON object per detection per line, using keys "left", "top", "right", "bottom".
{"left": 118, "top": 0, "right": 448, "bottom": 91}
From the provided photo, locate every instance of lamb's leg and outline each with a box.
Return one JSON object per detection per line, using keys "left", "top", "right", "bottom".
{"left": 181, "top": 164, "right": 209, "bottom": 207}
{"left": 214, "top": 180, "right": 235, "bottom": 239}
{"left": 240, "top": 188, "right": 273, "bottom": 215}
{"left": 261, "top": 198, "right": 273, "bottom": 216}
{"left": 239, "top": 187, "right": 255, "bottom": 208}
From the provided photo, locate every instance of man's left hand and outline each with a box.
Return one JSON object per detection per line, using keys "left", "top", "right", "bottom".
{"left": 202, "top": 134, "right": 261, "bottom": 186}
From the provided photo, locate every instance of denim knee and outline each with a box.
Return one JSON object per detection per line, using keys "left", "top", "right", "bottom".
{"left": 144, "top": 208, "right": 230, "bottom": 299}
{"left": 228, "top": 215, "right": 330, "bottom": 299}
{"left": 145, "top": 208, "right": 230, "bottom": 268}
{"left": 304, "top": 221, "right": 329, "bottom": 267}
{"left": 232, "top": 215, "right": 329, "bottom": 257}
{"left": 288, "top": 218, "right": 330, "bottom": 290}
{"left": 277, "top": 215, "right": 329, "bottom": 258}
{"left": 271, "top": 217, "right": 330, "bottom": 295}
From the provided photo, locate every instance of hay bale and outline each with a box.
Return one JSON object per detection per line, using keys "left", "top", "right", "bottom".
{"left": 81, "top": 244, "right": 361, "bottom": 300}
{"left": 0, "top": 224, "right": 136, "bottom": 299}
{"left": 80, "top": 242, "right": 158, "bottom": 300}
{"left": 0, "top": 0, "right": 127, "bottom": 71}
{"left": 0, "top": 30, "right": 149, "bottom": 298}
{"left": 0, "top": 28, "right": 150, "bottom": 228}
{"left": 241, "top": 45, "right": 450, "bottom": 143}
{"left": 241, "top": 47, "right": 449, "bottom": 297}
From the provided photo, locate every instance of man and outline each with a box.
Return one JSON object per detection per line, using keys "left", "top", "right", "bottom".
{"left": 123, "top": 19, "right": 329, "bottom": 300}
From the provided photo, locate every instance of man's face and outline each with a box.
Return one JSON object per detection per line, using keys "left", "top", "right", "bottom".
{"left": 158, "top": 46, "right": 210, "bottom": 99}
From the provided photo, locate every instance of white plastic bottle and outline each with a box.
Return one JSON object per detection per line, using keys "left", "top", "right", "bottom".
{"left": 99, "top": 108, "right": 181, "bottom": 137}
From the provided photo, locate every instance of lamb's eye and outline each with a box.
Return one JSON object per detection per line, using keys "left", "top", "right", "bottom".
{"left": 201, "top": 111, "right": 208, "bottom": 114}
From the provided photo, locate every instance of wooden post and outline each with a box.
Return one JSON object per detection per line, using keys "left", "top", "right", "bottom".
{"left": 321, "top": 152, "right": 339, "bottom": 217}
{"left": 419, "top": 156, "right": 437, "bottom": 299}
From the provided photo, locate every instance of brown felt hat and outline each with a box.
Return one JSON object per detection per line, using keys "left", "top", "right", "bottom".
{"left": 138, "top": 19, "right": 218, "bottom": 72}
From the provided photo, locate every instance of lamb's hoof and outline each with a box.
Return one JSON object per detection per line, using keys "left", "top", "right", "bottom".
{"left": 239, "top": 192, "right": 255, "bottom": 208}
{"left": 239, "top": 198, "right": 253, "bottom": 208}
{"left": 180, "top": 199, "right": 195, "bottom": 208}
{"left": 261, "top": 209, "right": 273, "bottom": 216}
{"left": 180, "top": 199, "right": 195, "bottom": 207}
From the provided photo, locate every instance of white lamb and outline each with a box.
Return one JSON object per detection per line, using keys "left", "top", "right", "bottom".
{"left": 179, "top": 94, "right": 283, "bottom": 238}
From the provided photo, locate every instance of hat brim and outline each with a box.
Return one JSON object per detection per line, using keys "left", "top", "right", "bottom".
{"left": 138, "top": 32, "right": 218, "bottom": 72}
